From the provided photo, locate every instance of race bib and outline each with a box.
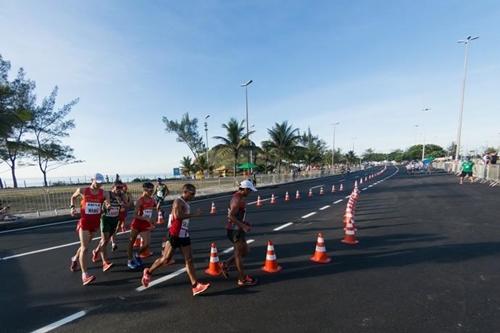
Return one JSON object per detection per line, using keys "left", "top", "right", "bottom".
{"left": 85, "top": 202, "right": 101, "bottom": 215}
{"left": 143, "top": 209, "right": 153, "bottom": 218}
{"left": 106, "top": 207, "right": 120, "bottom": 217}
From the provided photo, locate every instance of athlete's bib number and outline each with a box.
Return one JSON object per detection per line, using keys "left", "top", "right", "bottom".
{"left": 107, "top": 207, "right": 119, "bottom": 217}
{"left": 85, "top": 202, "right": 101, "bottom": 215}
{"left": 143, "top": 209, "right": 153, "bottom": 218}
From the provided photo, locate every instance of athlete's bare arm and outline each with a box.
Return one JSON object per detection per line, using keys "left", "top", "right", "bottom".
{"left": 133, "top": 198, "right": 149, "bottom": 221}
{"left": 172, "top": 198, "right": 200, "bottom": 220}
{"left": 70, "top": 188, "right": 83, "bottom": 216}
{"left": 228, "top": 197, "right": 250, "bottom": 232}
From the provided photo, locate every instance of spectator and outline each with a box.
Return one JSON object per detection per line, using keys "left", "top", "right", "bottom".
{"left": 482, "top": 153, "right": 491, "bottom": 165}
{"left": 0, "top": 201, "right": 11, "bottom": 221}
{"left": 490, "top": 152, "right": 497, "bottom": 165}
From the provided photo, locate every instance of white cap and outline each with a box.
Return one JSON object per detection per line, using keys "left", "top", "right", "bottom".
{"left": 239, "top": 179, "right": 257, "bottom": 192}
{"left": 93, "top": 173, "right": 105, "bottom": 184}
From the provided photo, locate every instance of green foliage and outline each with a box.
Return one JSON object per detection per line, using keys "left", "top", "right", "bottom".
{"left": 344, "top": 150, "right": 358, "bottom": 164}
{"left": 403, "top": 144, "right": 446, "bottom": 160}
{"left": 263, "top": 121, "right": 301, "bottom": 173}
{"left": 180, "top": 156, "right": 195, "bottom": 176}
{"left": 387, "top": 149, "right": 404, "bottom": 162}
{"left": 297, "top": 128, "right": 327, "bottom": 167}
{"left": 163, "top": 113, "right": 205, "bottom": 159}
{"left": 362, "top": 148, "right": 387, "bottom": 162}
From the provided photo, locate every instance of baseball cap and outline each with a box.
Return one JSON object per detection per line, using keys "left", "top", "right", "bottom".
{"left": 239, "top": 179, "right": 257, "bottom": 192}
{"left": 93, "top": 173, "right": 105, "bottom": 184}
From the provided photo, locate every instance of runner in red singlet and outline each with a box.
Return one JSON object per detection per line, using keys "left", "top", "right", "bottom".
{"left": 127, "top": 182, "right": 156, "bottom": 270}
{"left": 220, "top": 179, "right": 258, "bottom": 287}
{"left": 69, "top": 173, "right": 110, "bottom": 286}
{"left": 141, "top": 184, "right": 210, "bottom": 296}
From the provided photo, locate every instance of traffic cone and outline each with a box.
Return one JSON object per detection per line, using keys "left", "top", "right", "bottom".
{"left": 156, "top": 210, "right": 165, "bottom": 225}
{"left": 262, "top": 240, "right": 282, "bottom": 273}
{"left": 285, "top": 191, "right": 290, "bottom": 202}
{"left": 308, "top": 188, "right": 313, "bottom": 197}
{"left": 331, "top": 185, "right": 336, "bottom": 193}
{"left": 210, "top": 202, "right": 217, "bottom": 215}
{"left": 341, "top": 221, "right": 359, "bottom": 245}
{"left": 339, "top": 184, "right": 344, "bottom": 191}
{"left": 310, "top": 233, "right": 331, "bottom": 264}
{"left": 354, "top": 180, "right": 358, "bottom": 188}
{"left": 205, "top": 243, "right": 223, "bottom": 276}
{"left": 296, "top": 190, "right": 301, "bottom": 199}
{"left": 319, "top": 187, "right": 324, "bottom": 195}
{"left": 133, "top": 235, "right": 142, "bottom": 248}
{"left": 270, "top": 194, "right": 277, "bottom": 204}
{"left": 256, "top": 195, "right": 263, "bottom": 207}
{"left": 360, "top": 177, "right": 363, "bottom": 185}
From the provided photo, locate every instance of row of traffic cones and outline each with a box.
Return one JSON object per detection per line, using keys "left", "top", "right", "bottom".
{"left": 204, "top": 233, "right": 332, "bottom": 276}
{"left": 341, "top": 181, "right": 360, "bottom": 245}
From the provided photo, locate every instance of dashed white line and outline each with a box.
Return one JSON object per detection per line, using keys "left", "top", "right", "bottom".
{"left": 273, "top": 222, "right": 294, "bottom": 231}
{"left": 345, "top": 195, "right": 351, "bottom": 199}
{"left": 221, "top": 239, "right": 256, "bottom": 254}
{"left": 368, "top": 185, "right": 374, "bottom": 188}
{"left": 333, "top": 199, "right": 343, "bottom": 204}
{"left": 31, "top": 310, "right": 87, "bottom": 333}
{"left": 0, "top": 219, "right": 78, "bottom": 235}
{"left": 362, "top": 187, "right": 368, "bottom": 191}
{"left": 248, "top": 197, "right": 273, "bottom": 205}
{"left": 301, "top": 212, "right": 317, "bottom": 219}
{"left": 319, "top": 205, "right": 330, "bottom": 211}
{"left": 310, "top": 185, "right": 324, "bottom": 189}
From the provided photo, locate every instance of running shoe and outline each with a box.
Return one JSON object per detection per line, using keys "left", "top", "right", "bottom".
{"left": 141, "top": 268, "right": 151, "bottom": 288}
{"left": 92, "top": 249, "right": 100, "bottom": 263}
{"left": 111, "top": 243, "right": 118, "bottom": 252}
{"left": 134, "top": 254, "right": 144, "bottom": 267}
{"left": 70, "top": 258, "right": 79, "bottom": 272}
{"left": 82, "top": 273, "right": 96, "bottom": 286}
{"left": 192, "top": 282, "right": 210, "bottom": 296}
{"left": 127, "top": 259, "right": 140, "bottom": 270}
{"left": 102, "top": 262, "right": 114, "bottom": 272}
{"left": 219, "top": 262, "right": 229, "bottom": 279}
{"left": 237, "top": 275, "right": 258, "bottom": 287}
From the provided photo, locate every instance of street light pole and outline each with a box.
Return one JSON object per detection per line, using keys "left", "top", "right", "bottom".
{"left": 204, "top": 115, "right": 210, "bottom": 176}
{"left": 241, "top": 80, "right": 253, "bottom": 169}
{"left": 455, "top": 35, "right": 479, "bottom": 161}
{"left": 422, "top": 108, "right": 431, "bottom": 160}
{"left": 331, "top": 122, "right": 340, "bottom": 169}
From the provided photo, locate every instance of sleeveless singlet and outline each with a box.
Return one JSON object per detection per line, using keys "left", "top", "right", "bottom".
{"left": 80, "top": 187, "right": 105, "bottom": 224}
{"left": 169, "top": 197, "right": 190, "bottom": 238}
{"left": 226, "top": 192, "right": 246, "bottom": 230}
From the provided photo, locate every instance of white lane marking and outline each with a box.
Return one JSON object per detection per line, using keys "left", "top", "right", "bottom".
{"left": 345, "top": 195, "right": 351, "bottom": 199}
{"left": 333, "top": 199, "right": 343, "bottom": 204}
{"left": 310, "top": 185, "right": 324, "bottom": 189}
{"left": 368, "top": 185, "right": 374, "bottom": 188}
{"left": 319, "top": 205, "right": 330, "bottom": 211}
{"left": 248, "top": 197, "right": 273, "bottom": 205}
{"left": 273, "top": 222, "right": 293, "bottom": 231}
{"left": 31, "top": 310, "right": 87, "bottom": 333}
{"left": 138, "top": 239, "right": 256, "bottom": 292}
{"left": 0, "top": 230, "right": 130, "bottom": 261}
{"left": 362, "top": 187, "right": 368, "bottom": 191}
{"left": 301, "top": 212, "right": 317, "bottom": 219}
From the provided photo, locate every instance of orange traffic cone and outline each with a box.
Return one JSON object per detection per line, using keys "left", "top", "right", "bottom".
{"left": 310, "top": 233, "right": 331, "bottom": 264}
{"left": 262, "top": 240, "right": 282, "bottom": 273}
{"left": 341, "top": 221, "right": 359, "bottom": 245}
{"left": 210, "top": 202, "right": 217, "bottom": 215}
{"left": 319, "top": 187, "right": 324, "bottom": 195}
{"left": 295, "top": 190, "right": 301, "bottom": 199}
{"left": 156, "top": 210, "right": 165, "bottom": 225}
{"left": 256, "top": 195, "right": 263, "bottom": 207}
{"left": 339, "top": 184, "right": 344, "bottom": 191}
{"left": 308, "top": 188, "right": 313, "bottom": 197}
{"left": 285, "top": 191, "right": 290, "bottom": 202}
{"left": 331, "top": 185, "right": 336, "bottom": 193}
{"left": 270, "top": 194, "right": 277, "bottom": 204}
{"left": 133, "top": 235, "right": 142, "bottom": 248}
{"left": 205, "top": 243, "right": 223, "bottom": 276}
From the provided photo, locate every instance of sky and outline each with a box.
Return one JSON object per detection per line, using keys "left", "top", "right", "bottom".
{"left": 1, "top": 0, "right": 500, "bottom": 184}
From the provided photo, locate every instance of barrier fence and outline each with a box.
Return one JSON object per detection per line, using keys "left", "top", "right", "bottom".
{"left": 0, "top": 167, "right": 361, "bottom": 219}
{"left": 433, "top": 161, "right": 500, "bottom": 185}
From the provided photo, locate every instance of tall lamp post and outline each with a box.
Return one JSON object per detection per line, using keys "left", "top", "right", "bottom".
{"left": 204, "top": 115, "right": 210, "bottom": 176}
{"left": 455, "top": 35, "right": 479, "bottom": 161}
{"left": 241, "top": 80, "right": 253, "bottom": 169}
{"left": 422, "top": 108, "right": 431, "bottom": 160}
{"left": 331, "top": 122, "right": 340, "bottom": 169}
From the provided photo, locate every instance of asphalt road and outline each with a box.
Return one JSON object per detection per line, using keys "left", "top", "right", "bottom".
{"left": 1, "top": 166, "right": 500, "bottom": 333}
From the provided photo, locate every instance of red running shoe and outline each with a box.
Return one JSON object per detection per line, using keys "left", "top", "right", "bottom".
{"left": 238, "top": 275, "right": 258, "bottom": 287}
{"left": 92, "top": 249, "right": 100, "bottom": 263}
{"left": 70, "top": 258, "right": 79, "bottom": 272}
{"left": 192, "top": 282, "right": 210, "bottom": 296}
{"left": 102, "top": 262, "right": 113, "bottom": 272}
{"left": 141, "top": 268, "right": 152, "bottom": 288}
{"left": 82, "top": 273, "right": 96, "bottom": 286}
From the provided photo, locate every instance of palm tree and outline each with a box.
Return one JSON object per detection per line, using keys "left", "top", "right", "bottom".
{"left": 345, "top": 150, "right": 358, "bottom": 165}
{"left": 264, "top": 121, "right": 301, "bottom": 174}
{"left": 180, "top": 156, "right": 195, "bottom": 177}
{"left": 213, "top": 118, "right": 253, "bottom": 176}
{"left": 298, "top": 128, "right": 326, "bottom": 168}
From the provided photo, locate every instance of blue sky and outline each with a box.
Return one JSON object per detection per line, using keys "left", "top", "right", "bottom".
{"left": 1, "top": 0, "right": 499, "bottom": 182}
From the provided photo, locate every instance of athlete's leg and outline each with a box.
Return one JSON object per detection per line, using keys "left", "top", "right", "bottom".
{"left": 180, "top": 244, "right": 197, "bottom": 285}
{"left": 148, "top": 241, "right": 175, "bottom": 274}
{"left": 78, "top": 229, "right": 93, "bottom": 274}
{"left": 234, "top": 240, "right": 248, "bottom": 281}
{"left": 127, "top": 229, "right": 140, "bottom": 261}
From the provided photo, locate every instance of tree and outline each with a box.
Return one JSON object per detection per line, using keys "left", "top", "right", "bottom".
{"left": 0, "top": 67, "right": 36, "bottom": 188}
{"left": 180, "top": 156, "right": 195, "bottom": 177}
{"left": 28, "top": 86, "right": 79, "bottom": 186}
{"left": 297, "top": 128, "right": 326, "bottom": 168}
{"left": 264, "top": 121, "right": 301, "bottom": 174}
{"left": 163, "top": 113, "right": 205, "bottom": 159}
{"left": 345, "top": 150, "right": 358, "bottom": 165}
{"left": 362, "top": 148, "right": 387, "bottom": 162}
{"left": 404, "top": 144, "right": 446, "bottom": 160}
{"left": 387, "top": 149, "right": 404, "bottom": 162}
{"left": 212, "top": 118, "right": 252, "bottom": 177}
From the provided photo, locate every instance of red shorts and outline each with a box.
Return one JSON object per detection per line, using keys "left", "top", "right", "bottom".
{"left": 131, "top": 218, "right": 152, "bottom": 232}
{"left": 77, "top": 218, "right": 100, "bottom": 233}
{"left": 119, "top": 210, "right": 127, "bottom": 222}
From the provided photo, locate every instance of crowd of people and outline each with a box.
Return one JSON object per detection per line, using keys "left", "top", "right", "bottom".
{"left": 68, "top": 173, "right": 259, "bottom": 296}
